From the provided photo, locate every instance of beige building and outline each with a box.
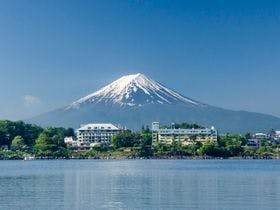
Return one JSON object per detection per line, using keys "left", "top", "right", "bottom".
{"left": 152, "top": 122, "right": 218, "bottom": 145}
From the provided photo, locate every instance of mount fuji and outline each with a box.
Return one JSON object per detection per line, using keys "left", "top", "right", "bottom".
{"left": 67, "top": 73, "right": 203, "bottom": 109}
{"left": 29, "top": 73, "right": 280, "bottom": 133}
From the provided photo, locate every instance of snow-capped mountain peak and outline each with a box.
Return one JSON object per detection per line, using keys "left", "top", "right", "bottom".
{"left": 67, "top": 73, "right": 203, "bottom": 109}
{"left": 30, "top": 73, "right": 280, "bottom": 133}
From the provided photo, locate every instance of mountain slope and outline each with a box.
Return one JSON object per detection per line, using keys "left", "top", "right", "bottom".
{"left": 28, "top": 73, "right": 280, "bottom": 133}
{"left": 67, "top": 73, "right": 203, "bottom": 109}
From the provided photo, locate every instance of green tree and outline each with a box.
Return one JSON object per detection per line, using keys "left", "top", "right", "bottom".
{"left": 11, "top": 135, "right": 26, "bottom": 150}
{"left": 34, "top": 128, "right": 68, "bottom": 157}
{"left": 217, "top": 135, "right": 246, "bottom": 157}
{"left": 0, "top": 130, "right": 7, "bottom": 146}
{"left": 170, "top": 141, "right": 185, "bottom": 156}
{"left": 242, "top": 147, "right": 256, "bottom": 157}
{"left": 0, "top": 120, "right": 43, "bottom": 147}
{"left": 138, "top": 132, "right": 153, "bottom": 157}
{"left": 22, "top": 124, "right": 43, "bottom": 146}
{"left": 198, "top": 141, "right": 222, "bottom": 156}
{"left": 181, "top": 143, "right": 200, "bottom": 156}
{"left": 260, "top": 138, "right": 269, "bottom": 147}
{"left": 256, "top": 146, "right": 274, "bottom": 158}
{"left": 244, "top": 133, "right": 251, "bottom": 140}
{"left": 65, "top": 128, "right": 75, "bottom": 137}
{"left": 154, "top": 142, "right": 171, "bottom": 156}
{"left": 34, "top": 133, "right": 55, "bottom": 156}
{"left": 112, "top": 131, "right": 140, "bottom": 149}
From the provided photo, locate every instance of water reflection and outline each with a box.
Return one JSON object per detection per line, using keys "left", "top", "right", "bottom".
{"left": 0, "top": 160, "right": 279, "bottom": 210}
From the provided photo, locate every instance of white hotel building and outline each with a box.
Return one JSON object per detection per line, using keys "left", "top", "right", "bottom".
{"left": 152, "top": 122, "right": 218, "bottom": 145}
{"left": 76, "top": 123, "right": 122, "bottom": 146}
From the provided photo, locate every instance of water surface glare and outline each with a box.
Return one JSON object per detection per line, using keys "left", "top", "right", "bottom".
{"left": 0, "top": 160, "right": 279, "bottom": 210}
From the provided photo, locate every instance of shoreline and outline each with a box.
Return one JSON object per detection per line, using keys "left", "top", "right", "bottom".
{"left": 0, "top": 155, "right": 279, "bottom": 161}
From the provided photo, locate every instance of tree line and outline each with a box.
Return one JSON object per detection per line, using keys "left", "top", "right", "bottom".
{"left": 0, "top": 120, "right": 74, "bottom": 159}
{"left": 105, "top": 126, "right": 279, "bottom": 158}
{"left": 0, "top": 120, "right": 279, "bottom": 159}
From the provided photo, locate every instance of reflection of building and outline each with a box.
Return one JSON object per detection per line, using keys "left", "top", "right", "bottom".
{"left": 152, "top": 122, "right": 218, "bottom": 145}
{"left": 76, "top": 123, "right": 122, "bottom": 146}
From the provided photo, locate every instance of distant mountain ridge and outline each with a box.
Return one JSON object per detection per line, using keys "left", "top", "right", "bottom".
{"left": 28, "top": 73, "right": 280, "bottom": 133}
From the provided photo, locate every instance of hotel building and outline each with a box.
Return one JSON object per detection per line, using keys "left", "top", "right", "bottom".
{"left": 152, "top": 122, "right": 218, "bottom": 145}
{"left": 76, "top": 123, "right": 122, "bottom": 146}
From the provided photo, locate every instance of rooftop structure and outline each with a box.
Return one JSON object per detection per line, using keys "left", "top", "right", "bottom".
{"left": 254, "top": 133, "right": 268, "bottom": 139}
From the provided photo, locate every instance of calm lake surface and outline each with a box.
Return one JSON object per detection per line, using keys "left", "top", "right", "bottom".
{"left": 0, "top": 159, "right": 279, "bottom": 210}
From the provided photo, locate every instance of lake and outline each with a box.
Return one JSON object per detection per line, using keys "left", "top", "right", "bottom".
{"left": 0, "top": 159, "right": 279, "bottom": 210}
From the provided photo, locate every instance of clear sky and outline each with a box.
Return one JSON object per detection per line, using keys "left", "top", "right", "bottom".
{"left": 0, "top": 0, "right": 280, "bottom": 120}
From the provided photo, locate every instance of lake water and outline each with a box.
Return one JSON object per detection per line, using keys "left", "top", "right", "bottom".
{"left": 0, "top": 160, "right": 279, "bottom": 210}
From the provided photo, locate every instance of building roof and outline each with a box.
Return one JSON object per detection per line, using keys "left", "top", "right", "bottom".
{"left": 78, "top": 123, "right": 120, "bottom": 131}
{"left": 275, "top": 131, "right": 280, "bottom": 135}
{"left": 255, "top": 133, "right": 267, "bottom": 136}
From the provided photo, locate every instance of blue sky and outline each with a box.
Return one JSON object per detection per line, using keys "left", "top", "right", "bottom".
{"left": 0, "top": 0, "right": 280, "bottom": 120}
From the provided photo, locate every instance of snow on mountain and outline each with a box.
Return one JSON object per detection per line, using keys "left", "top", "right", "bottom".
{"left": 66, "top": 73, "right": 203, "bottom": 109}
{"left": 29, "top": 73, "right": 280, "bottom": 133}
